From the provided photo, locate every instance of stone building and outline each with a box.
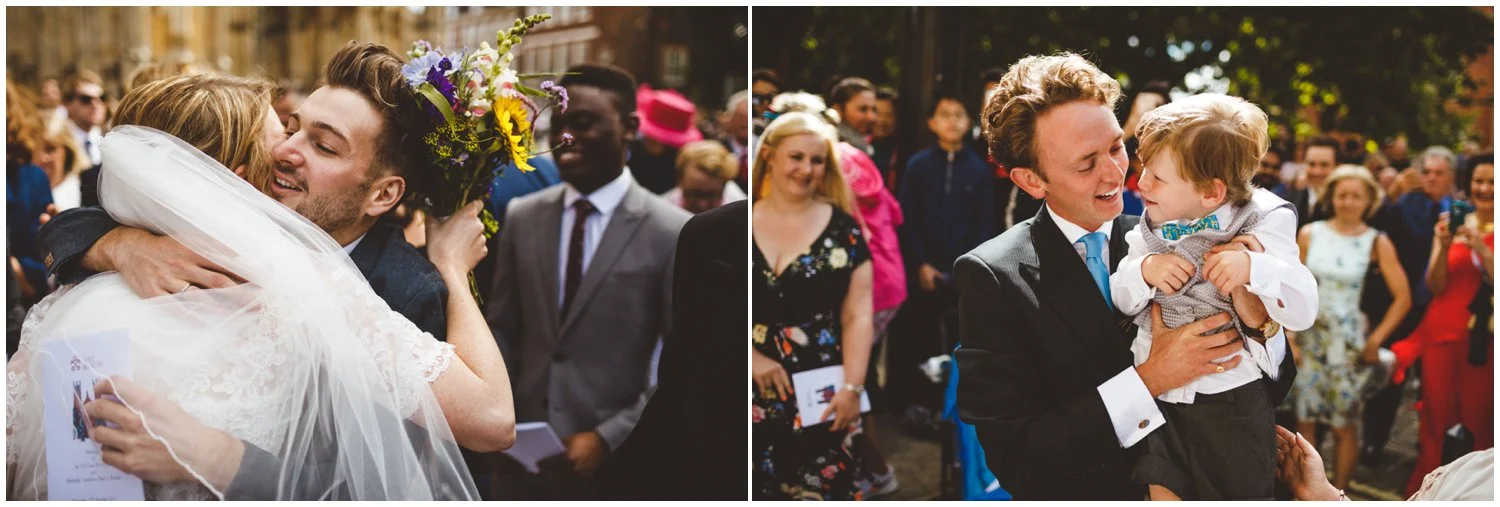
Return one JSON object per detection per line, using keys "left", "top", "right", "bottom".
{"left": 7, "top": 6, "right": 747, "bottom": 114}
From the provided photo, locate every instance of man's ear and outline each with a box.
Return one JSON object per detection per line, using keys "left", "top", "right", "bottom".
{"left": 1010, "top": 167, "right": 1048, "bottom": 199}
{"left": 365, "top": 175, "right": 406, "bottom": 218}
{"left": 622, "top": 111, "right": 641, "bottom": 143}
{"left": 232, "top": 165, "right": 246, "bottom": 178}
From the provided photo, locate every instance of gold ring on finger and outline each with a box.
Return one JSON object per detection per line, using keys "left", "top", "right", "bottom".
{"left": 1215, "top": 364, "right": 1226, "bottom": 374}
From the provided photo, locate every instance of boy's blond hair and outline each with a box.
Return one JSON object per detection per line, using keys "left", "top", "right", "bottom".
{"left": 1136, "top": 93, "right": 1268, "bottom": 207}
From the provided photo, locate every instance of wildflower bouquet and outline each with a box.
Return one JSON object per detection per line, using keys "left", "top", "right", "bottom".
{"left": 402, "top": 13, "right": 570, "bottom": 237}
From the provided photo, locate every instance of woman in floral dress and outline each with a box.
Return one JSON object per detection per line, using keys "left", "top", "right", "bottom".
{"left": 750, "top": 111, "right": 874, "bottom": 500}
{"left": 1293, "top": 166, "right": 1411, "bottom": 491}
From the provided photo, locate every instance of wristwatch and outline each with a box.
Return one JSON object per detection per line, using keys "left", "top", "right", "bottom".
{"left": 842, "top": 383, "right": 866, "bottom": 395}
{"left": 1243, "top": 320, "right": 1281, "bottom": 340}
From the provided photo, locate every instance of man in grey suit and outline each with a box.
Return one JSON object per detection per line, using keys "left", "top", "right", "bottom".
{"left": 480, "top": 64, "right": 690, "bottom": 500}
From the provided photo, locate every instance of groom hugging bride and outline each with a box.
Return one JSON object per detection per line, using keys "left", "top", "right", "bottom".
{"left": 8, "top": 42, "right": 516, "bottom": 500}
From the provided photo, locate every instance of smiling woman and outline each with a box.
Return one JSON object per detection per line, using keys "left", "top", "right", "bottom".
{"left": 751, "top": 110, "right": 875, "bottom": 500}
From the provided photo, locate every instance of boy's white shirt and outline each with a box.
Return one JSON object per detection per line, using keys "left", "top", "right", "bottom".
{"left": 1111, "top": 188, "right": 1318, "bottom": 404}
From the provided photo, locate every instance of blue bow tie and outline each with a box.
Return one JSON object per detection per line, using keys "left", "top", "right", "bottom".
{"left": 1160, "top": 215, "right": 1221, "bottom": 241}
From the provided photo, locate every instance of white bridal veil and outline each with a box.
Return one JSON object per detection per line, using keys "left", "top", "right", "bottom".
{"left": 7, "top": 126, "right": 478, "bottom": 500}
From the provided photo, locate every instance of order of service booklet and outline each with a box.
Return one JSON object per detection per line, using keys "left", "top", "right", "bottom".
{"left": 38, "top": 329, "right": 146, "bottom": 500}
{"left": 791, "top": 364, "right": 871, "bottom": 430}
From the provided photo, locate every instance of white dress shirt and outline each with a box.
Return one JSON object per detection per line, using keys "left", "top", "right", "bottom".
{"left": 1046, "top": 204, "right": 1165, "bottom": 448}
{"left": 51, "top": 173, "right": 82, "bottom": 211}
{"left": 1111, "top": 188, "right": 1309, "bottom": 405}
{"left": 69, "top": 122, "right": 103, "bottom": 166}
{"left": 342, "top": 233, "right": 367, "bottom": 255}
{"left": 557, "top": 167, "right": 634, "bottom": 310}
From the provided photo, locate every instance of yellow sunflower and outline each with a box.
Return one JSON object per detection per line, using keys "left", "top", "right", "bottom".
{"left": 494, "top": 96, "right": 534, "bottom": 172}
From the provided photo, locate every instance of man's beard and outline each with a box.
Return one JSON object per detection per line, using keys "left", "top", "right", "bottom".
{"left": 288, "top": 184, "right": 369, "bottom": 235}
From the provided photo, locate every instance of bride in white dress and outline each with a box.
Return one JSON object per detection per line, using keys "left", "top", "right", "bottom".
{"left": 7, "top": 72, "right": 513, "bottom": 500}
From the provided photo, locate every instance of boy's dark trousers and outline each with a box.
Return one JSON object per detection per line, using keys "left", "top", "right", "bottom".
{"left": 1132, "top": 380, "right": 1276, "bottom": 500}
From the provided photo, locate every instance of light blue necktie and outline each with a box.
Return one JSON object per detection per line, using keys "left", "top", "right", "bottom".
{"left": 1079, "top": 232, "right": 1112, "bottom": 312}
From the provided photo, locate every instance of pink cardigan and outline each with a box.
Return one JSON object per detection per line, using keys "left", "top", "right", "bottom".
{"left": 836, "top": 142, "right": 907, "bottom": 314}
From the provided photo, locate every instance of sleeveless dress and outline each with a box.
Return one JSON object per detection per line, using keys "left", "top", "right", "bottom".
{"left": 751, "top": 208, "right": 870, "bottom": 500}
{"left": 1293, "top": 221, "right": 1378, "bottom": 427}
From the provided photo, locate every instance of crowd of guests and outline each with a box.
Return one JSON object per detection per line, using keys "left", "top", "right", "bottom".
{"left": 7, "top": 53, "right": 750, "bottom": 500}
{"left": 747, "top": 62, "right": 1493, "bottom": 500}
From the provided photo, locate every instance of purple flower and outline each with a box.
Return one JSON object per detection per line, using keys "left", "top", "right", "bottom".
{"left": 541, "top": 80, "right": 569, "bottom": 113}
{"left": 560, "top": 133, "right": 575, "bottom": 146}
{"left": 426, "top": 67, "right": 458, "bottom": 107}
{"left": 438, "top": 56, "right": 454, "bottom": 72}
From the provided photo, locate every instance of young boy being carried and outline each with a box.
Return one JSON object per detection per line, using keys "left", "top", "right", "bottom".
{"left": 1111, "top": 93, "right": 1319, "bottom": 500}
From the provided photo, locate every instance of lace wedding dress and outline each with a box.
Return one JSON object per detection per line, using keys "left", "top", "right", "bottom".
{"left": 6, "top": 126, "right": 478, "bottom": 500}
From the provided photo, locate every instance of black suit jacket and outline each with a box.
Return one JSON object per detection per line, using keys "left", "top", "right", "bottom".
{"left": 1280, "top": 186, "right": 1329, "bottom": 230}
{"left": 594, "top": 200, "right": 748, "bottom": 500}
{"left": 37, "top": 208, "right": 448, "bottom": 340}
{"left": 953, "top": 207, "right": 1296, "bottom": 500}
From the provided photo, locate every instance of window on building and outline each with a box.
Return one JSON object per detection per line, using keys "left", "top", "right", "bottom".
{"left": 552, "top": 44, "right": 568, "bottom": 70}
{"left": 570, "top": 41, "right": 588, "bottom": 68}
{"left": 662, "top": 44, "right": 690, "bottom": 88}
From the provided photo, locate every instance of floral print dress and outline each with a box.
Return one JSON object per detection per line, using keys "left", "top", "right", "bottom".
{"left": 752, "top": 208, "right": 870, "bottom": 500}
{"left": 1293, "top": 221, "right": 1379, "bottom": 427}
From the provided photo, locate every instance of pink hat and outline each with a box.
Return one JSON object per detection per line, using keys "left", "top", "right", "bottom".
{"left": 637, "top": 87, "right": 703, "bottom": 149}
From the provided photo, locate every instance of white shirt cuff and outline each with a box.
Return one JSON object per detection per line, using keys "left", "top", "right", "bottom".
{"left": 1243, "top": 331, "right": 1276, "bottom": 377}
{"left": 1097, "top": 367, "right": 1165, "bottom": 448}
{"left": 1112, "top": 254, "right": 1154, "bottom": 315}
{"left": 1263, "top": 328, "right": 1287, "bottom": 381}
{"left": 1244, "top": 251, "right": 1319, "bottom": 331}
{"left": 1244, "top": 251, "right": 1284, "bottom": 300}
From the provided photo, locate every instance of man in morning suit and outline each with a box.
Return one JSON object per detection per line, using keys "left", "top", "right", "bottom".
{"left": 480, "top": 64, "right": 691, "bottom": 499}
{"left": 953, "top": 53, "right": 1297, "bottom": 500}
{"left": 595, "top": 199, "right": 749, "bottom": 499}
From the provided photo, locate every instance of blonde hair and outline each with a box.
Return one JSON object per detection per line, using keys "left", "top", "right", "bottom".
{"left": 768, "top": 91, "right": 841, "bottom": 126}
{"left": 41, "top": 114, "right": 89, "bottom": 179}
{"left": 982, "top": 52, "right": 1122, "bottom": 179}
{"left": 1319, "top": 164, "right": 1384, "bottom": 219}
{"left": 676, "top": 140, "right": 739, "bottom": 181}
{"left": 125, "top": 60, "right": 201, "bottom": 94}
{"left": 752, "top": 111, "right": 856, "bottom": 216}
{"left": 1136, "top": 93, "right": 1268, "bottom": 207}
{"left": 114, "top": 73, "right": 277, "bottom": 192}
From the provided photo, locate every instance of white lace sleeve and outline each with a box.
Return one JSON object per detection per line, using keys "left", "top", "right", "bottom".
{"left": 346, "top": 279, "right": 456, "bottom": 419}
{"left": 6, "top": 368, "right": 28, "bottom": 466}
{"left": 388, "top": 309, "right": 457, "bottom": 384}
{"left": 7, "top": 289, "right": 65, "bottom": 466}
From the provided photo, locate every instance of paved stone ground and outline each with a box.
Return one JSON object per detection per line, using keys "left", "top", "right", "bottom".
{"left": 867, "top": 384, "right": 1421, "bottom": 501}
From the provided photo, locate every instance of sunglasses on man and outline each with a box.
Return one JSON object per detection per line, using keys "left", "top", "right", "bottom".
{"left": 70, "top": 93, "right": 107, "bottom": 105}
